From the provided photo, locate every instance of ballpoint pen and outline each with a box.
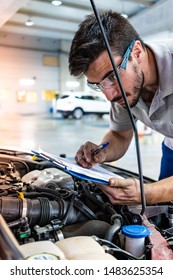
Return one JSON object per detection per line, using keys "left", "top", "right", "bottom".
{"left": 81, "top": 141, "right": 109, "bottom": 160}
{"left": 91, "top": 141, "right": 109, "bottom": 156}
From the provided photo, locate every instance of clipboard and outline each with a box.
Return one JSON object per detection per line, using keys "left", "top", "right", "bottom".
{"left": 31, "top": 148, "right": 123, "bottom": 184}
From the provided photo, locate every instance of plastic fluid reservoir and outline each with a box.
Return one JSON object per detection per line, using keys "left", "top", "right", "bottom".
{"left": 122, "top": 225, "right": 150, "bottom": 257}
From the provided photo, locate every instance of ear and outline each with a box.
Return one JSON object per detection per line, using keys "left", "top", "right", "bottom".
{"left": 131, "top": 40, "right": 143, "bottom": 63}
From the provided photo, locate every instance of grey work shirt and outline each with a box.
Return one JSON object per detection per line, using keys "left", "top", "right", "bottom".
{"left": 109, "top": 40, "right": 173, "bottom": 149}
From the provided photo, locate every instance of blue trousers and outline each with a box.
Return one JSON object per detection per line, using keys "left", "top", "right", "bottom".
{"left": 159, "top": 141, "right": 173, "bottom": 180}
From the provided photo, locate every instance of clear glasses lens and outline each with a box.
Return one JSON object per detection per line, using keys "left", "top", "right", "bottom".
{"left": 87, "top": 81, "right": 101, "bottom": 91}
{"left": 88, "top": 67, "right": 121, "bottom": 92}
{"left": 87, "top": 71, "right": 118, "bottom": 92}
{"left": 100, "top": 71, "right": 117, "bottom": 89}
{"left": 87, "top": 83, "right": 99, "bottom": 91}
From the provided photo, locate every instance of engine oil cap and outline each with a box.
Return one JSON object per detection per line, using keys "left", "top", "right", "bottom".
{"left": 122, "top": 225, "right": 150, "bottom": 238}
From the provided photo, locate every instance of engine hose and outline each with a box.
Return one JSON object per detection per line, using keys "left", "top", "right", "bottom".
{"left": 61, "top": 194, "right": 75, "bottom": 225}
{"left": 32, "top": 185, "right": 70, "bottom": 200}
{"left": 73, "top": 197, "right": 98, "bottom": 220}
{"left": 105, "top": 217, "right": 122, "bottom": 242}
{"left": 37, "top": 197, "right": 50, "bottom": 226}
{"left": 23, "top": 191, "right": 57, "bottom": 200}
{"left": 0, "top": 197, "right": 90, "bottom": 227}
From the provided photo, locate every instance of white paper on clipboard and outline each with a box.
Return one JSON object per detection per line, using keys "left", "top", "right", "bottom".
{"left": 31, "top": 148, "right": 123, "bottom": 184}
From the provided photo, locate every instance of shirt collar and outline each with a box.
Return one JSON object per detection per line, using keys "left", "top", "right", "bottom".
{"left": 146, "top": 41, "right": 173, "bottom": 97}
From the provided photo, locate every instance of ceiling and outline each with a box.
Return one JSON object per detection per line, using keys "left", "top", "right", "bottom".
{"left": 0, "top": 0, "right": 161, "bottom": 51}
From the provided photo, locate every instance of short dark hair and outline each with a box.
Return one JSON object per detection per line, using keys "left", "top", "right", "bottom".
{"left": 69, "top": 10, "right": 145, "bottom": 78}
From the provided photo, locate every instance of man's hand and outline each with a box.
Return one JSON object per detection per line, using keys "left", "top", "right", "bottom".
{"left": 75, "top": 141, "right": 107, "bottom": 168}
{"left": 99, "top": 177, "right": 142, "bottom": 205}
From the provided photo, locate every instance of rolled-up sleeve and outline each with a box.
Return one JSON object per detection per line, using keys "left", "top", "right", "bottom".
{"left": 109, "top": 102, "right": 134, "bottom": 131}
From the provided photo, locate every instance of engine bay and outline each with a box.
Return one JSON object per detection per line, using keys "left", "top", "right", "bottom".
{"left": 0, "top": 147, "right": 173, "bottom": 260}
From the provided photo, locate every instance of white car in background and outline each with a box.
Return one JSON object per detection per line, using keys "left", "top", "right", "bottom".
{"left": 56, "top": 92, "right": 110, "bottom": 119}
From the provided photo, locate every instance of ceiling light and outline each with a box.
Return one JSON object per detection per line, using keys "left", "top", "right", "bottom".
{"left": 25, "top": 18, "right": 34, "bottom": 27}
{"left": 51, "top": 1, "right": 62, "bottom": 6}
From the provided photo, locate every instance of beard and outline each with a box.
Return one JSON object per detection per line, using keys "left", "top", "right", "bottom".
{"left": 112, "top": 65, "right": 144, "bottom": 108}
{"left": 129, "top": 67, "right": 144, "bottom": 108}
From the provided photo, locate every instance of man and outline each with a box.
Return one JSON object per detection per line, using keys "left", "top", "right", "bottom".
{"left": 68, "top": 10, "right": 173, "bottom": 205}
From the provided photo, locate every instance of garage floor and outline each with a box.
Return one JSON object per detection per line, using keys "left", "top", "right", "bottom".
{"left": 0, "top": 113, "right": 163, "bottom": 181}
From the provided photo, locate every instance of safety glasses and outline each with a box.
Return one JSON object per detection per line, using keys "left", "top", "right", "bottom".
{"left": 87, "top": 40, "right": 135, "bottom": 92}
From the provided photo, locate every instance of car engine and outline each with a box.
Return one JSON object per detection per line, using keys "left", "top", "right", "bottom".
{"left": 0, "top": 147, "right": 173, "bottom": 260}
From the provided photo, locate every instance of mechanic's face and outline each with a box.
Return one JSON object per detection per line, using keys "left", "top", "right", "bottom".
{"left": 86, "top": 46, "right": 144, "bottom": 108}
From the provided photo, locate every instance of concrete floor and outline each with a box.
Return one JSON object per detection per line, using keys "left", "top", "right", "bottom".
{"left": 0, "top": 112, "right": 164, "bottom": 181}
